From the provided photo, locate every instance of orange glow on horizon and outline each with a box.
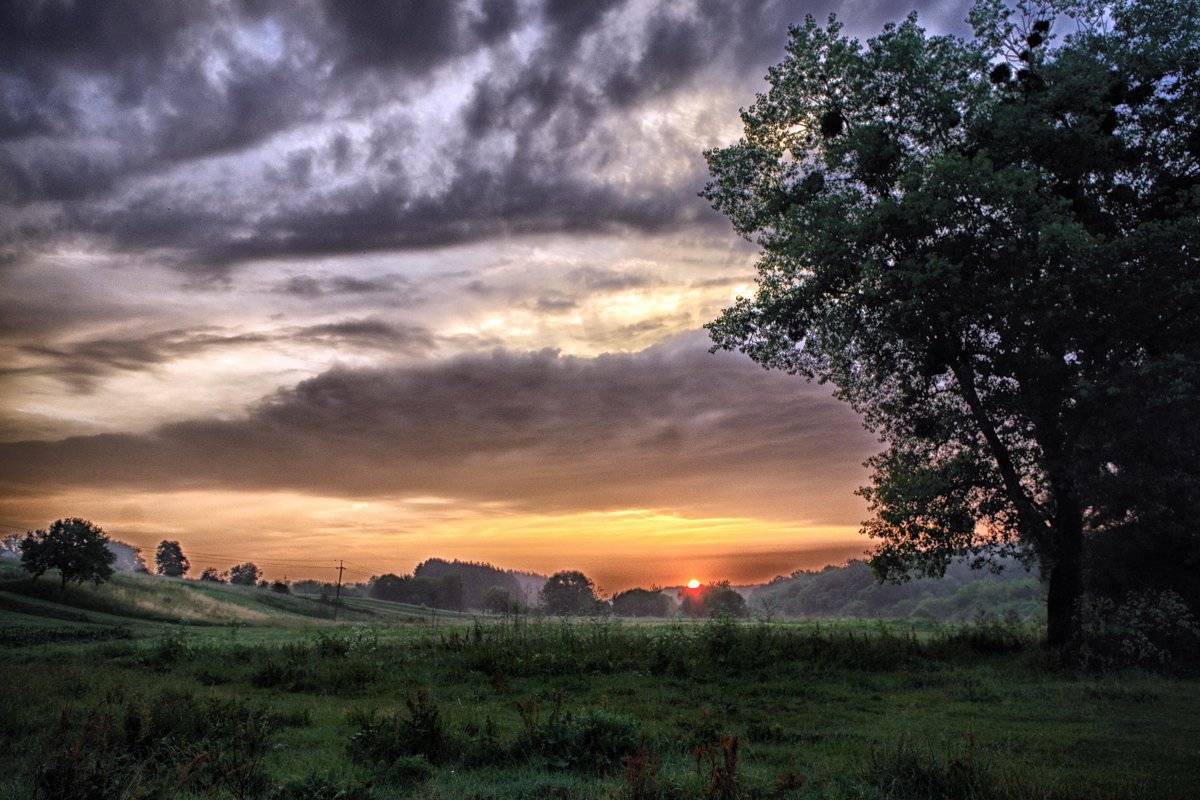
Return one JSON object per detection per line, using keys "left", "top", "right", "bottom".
{"left": 0, "top": 488, "right": 868, "bottom": 592}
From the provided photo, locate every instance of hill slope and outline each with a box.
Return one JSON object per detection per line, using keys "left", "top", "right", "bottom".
{"left": 0, "top": 561, "right": 450, "bottom": 628}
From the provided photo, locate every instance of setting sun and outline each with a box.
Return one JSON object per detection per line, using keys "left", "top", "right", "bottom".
{"left": 686, "top": 579, "right": 700, "bottom": 589}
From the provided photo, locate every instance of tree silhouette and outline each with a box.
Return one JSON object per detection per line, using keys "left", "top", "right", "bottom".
{"left": 155, "top": 540, "right": 190, "bottom": 577}
{"left": 228, "top": 562, "right": 261, "bottom": 586}
{"left": 539, "top": 570, "right": 600, "bottom": 616}
{"left": 19, "top": 518, "right": 116, "bottom": 592}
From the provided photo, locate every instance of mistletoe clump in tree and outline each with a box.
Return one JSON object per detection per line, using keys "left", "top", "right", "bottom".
{"left": 703, "top": 0, "right": 1199, "bottom": 647}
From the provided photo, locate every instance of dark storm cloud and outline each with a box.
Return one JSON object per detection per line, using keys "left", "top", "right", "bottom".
{"left": 126, "top": 151, "right": 714, "bottom": 269}
{"left": 0, "top": 335, "right": 877, "bottom": 520}
{"left": 0, "top": 1, "right": 206, "bottom": 104}
{"left": 292, "top": 318, "right": 434, "bottom": 351}
{"left": 9, "top": 320, "right": 432, "bottom": 393}
{"left": 2, "top": 0, "right": 972, "bottom": 270}
{"left": 11, "top": 328, "right": 270, "bottom": 393}
{"left": 275, "top": 273, "right": 414, "bottom": 298}
{"left": 0, "top": 1, "right": 320, "bottom": 198}
{"left": 324, "top": 0, "right": 482, "bottom": 73}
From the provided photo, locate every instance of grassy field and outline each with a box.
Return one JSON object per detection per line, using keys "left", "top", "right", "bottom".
{"left": 1, "top": 564, "right": 1197, "bottom": 800}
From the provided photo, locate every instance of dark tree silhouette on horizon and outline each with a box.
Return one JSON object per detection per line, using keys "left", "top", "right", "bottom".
{"left": 155, "top": 540, "right": 190, "bottom": 578}
{"left": 228, "top": 562, "right": 261, "bottom": 586}
{"left": 19, "top": 518, "right": 116, "bottom": 592}
{"left": 539, "top": 570, "right": 601, "bottom": 616}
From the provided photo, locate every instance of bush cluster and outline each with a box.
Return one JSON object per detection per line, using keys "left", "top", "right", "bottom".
{"left": 33, "top": 691, "right": 276, "bottom": 800}
{"left": 1076, "top": 590, "right": 1200, "bottom": 670}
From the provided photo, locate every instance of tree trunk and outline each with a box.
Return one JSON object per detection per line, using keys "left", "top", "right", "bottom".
{"left": 1045, "top": 495, "right": 1084, "bottom": 649}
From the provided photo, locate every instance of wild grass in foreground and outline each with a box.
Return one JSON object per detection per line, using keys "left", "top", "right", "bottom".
{"left": 2, "top": 613, "right": 1197, "bottom": 800}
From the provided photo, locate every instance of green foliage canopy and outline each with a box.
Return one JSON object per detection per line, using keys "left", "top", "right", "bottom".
{"left": 702, "top": 0, "right": 1200, "bottom": 646}
{"left": 229, "top": 562, "right": 261, "bottom": 586}
{"left": 681, "top": 581, "right": 749, "bottom": 618}
{"left": 539, "top": 570, "right": 601, "bottom": 616}
{"left": 413, "top": 558, "right": 523, "bottom": 609}
{"left": 611, "top": 587, "right": 674, "bottom": 618}
{"left": 19, "top": 517, "right": 116, "bottom": 590}
{"left": 370, "top": 572, "right": 466, "bottom": 610}
{"left": 483, "top": 585, "right": 517, "bottom": 614}
{"left": 154, "top": 540, "right": 189, "bottom": 578}
{"left": 199, "top": 566, "right": 226, "bottom": 583}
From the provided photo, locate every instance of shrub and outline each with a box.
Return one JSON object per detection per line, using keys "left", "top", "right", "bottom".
{"left": 517, "top": 695, "right": 643, "bottom": 774}
{"left": 380, "top": 754, "right": 435, "bottom": 787}
{"left": 944, "top": 610, "right": 1034, "bottom": 654}
{"left": 313, "top": 626, "right": 378, "bottom": 658}
{"left": 1076, "top": 590, "right": 1200, "bottom": 670}
{"left": 347, "top": 690, "right": 449, "bottom": 766}
{"left": 32, "top": 692, "right": 276, "bottom": 800}
{"left": 857, "top": 736, "right": 1007, "bottom": 799}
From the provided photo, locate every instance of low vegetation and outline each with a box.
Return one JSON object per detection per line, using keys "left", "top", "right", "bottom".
{"left": 751, "top": 560, "right": 1045, "bottom": 622}
{"left": 2, "top": 560, "right": 1198, "bottom": 799}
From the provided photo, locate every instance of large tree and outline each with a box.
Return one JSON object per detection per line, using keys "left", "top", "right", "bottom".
{"left": 19, "top": 518, "right": 117, "bottom": 591}
{"left": 539, "top": 570, "right": 601, "bottom": 616}
{"left": 155, "top": 540, "right": 190, "bottom": 578}
{"left": 703, "top": 0, "right": 1200, "bottom": 647}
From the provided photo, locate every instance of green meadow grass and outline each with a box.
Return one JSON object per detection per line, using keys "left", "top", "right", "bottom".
{"left": 1, "top": 565, "right": 1197, "bottom": 799}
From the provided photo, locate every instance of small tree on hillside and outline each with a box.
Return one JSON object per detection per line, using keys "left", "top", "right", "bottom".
{"left": 155, "top": 540, "right": 190, "bottom": 578}
{"left": 199, "top": 567, "right": 226, "bottom": 583}
{"left": 228, "top": 562, "right": 260, "bottom": 586}
{"left": 540, "top": 570, "right": 600, "bottom": 616}
{"left": 19, "top": 518, "right": 116, "bottom": 592}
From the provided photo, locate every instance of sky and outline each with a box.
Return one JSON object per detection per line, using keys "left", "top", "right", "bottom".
{"left": 0, "top": 0, "right": 973, "bottom": 592}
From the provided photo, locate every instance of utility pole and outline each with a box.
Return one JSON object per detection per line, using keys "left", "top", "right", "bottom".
{"left": 333, "top": 561, "right": 345, "bottom": 622}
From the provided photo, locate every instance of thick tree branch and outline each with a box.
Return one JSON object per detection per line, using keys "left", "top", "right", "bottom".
{"left": 950, "top": 359, "right": 1048, "bottom": 541}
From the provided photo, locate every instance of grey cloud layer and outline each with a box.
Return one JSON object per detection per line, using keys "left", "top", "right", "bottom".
{"left": 6, "top": 320, "right": 434, "bottom": 393}
{"left": 1, "top": 0, "right": 970, "bottom": 271}
{"left": 0, "top": 336, "right": 877, "bottom": 521}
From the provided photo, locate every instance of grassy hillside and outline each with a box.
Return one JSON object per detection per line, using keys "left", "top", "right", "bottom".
{"left": 0, "top": 561, "right": 460, "bottom": 628}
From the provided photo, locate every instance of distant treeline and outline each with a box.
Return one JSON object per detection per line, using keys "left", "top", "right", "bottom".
{"left": 750, "top": 559, "right": 1045, "bottom": 622}
{"left": 369, "top": 558, "right": 544, "bottom": 611}
{"left": 361, "top": 556, "right": 1045, "bottom": 620}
